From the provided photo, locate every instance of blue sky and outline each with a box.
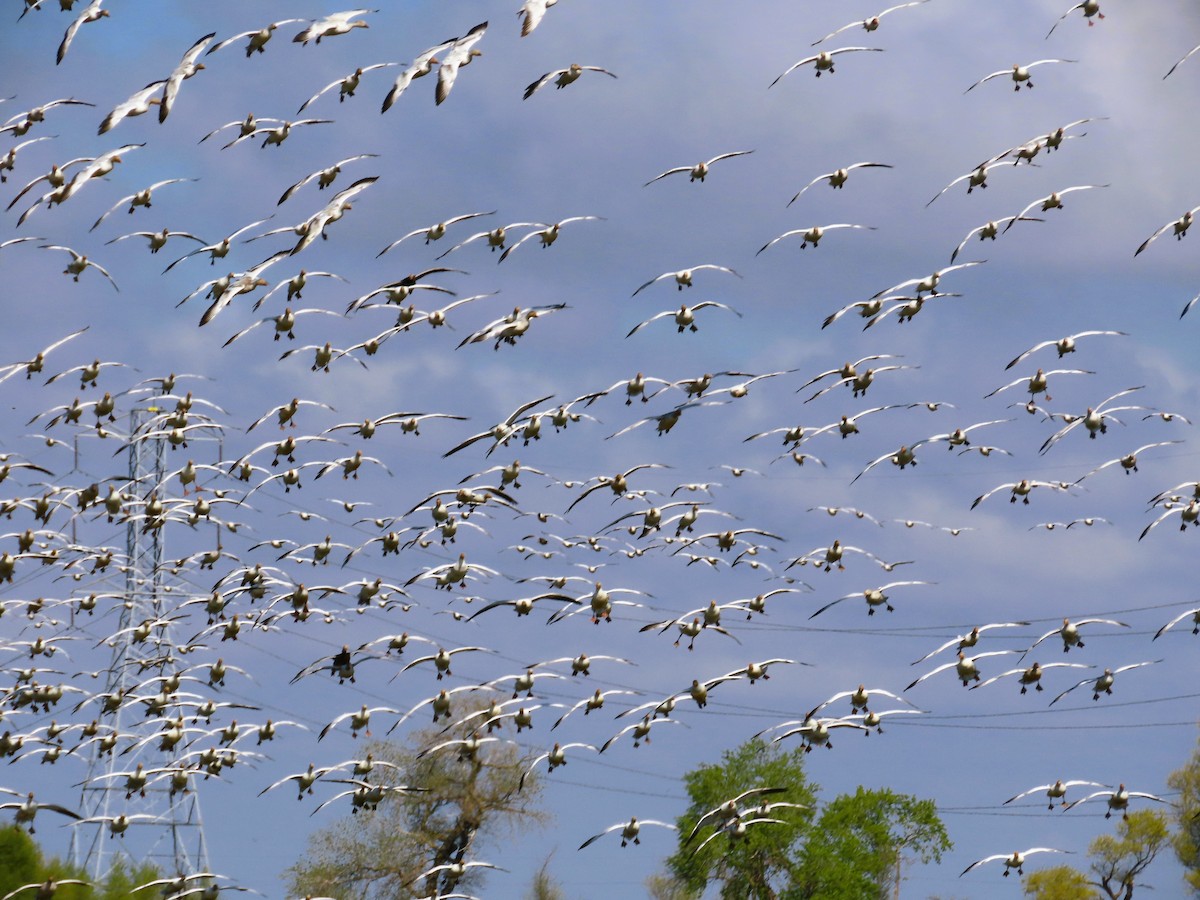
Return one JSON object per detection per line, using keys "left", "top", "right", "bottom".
{"left": 2, "top": 2, "right": 1200, "bottom": 897}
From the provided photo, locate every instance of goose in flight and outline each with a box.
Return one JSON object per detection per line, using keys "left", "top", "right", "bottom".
{"left": 809, "top": 581, "right": 932, "bottom": 618}
{"left": 985, "top": 367, "right": 1093, "bottom": 402}
{"left": 771, "top": 48, "right": 884, "bottom": 86}
{"left": 105, "top": 227, "right": 204, "bottom": 255}
{"left": 206, "top": 19, "right": 306, "bottom": 56}
{"left": 969, "top": 661, "right": 1093, "bottom": 694}
{"left": 949, "top": 216, "right": 1043, "bottom": 263}
{"left": 971, "top": 478, "right": 1070, "bottom": 509}
{"left": 1005, "top": 330, "right": 1126, "bottom": 369}
{"left": 965, "top": 59, "right": 1077, "bottom": 93}
{"left": 812, "top": 2, "right": 929, "bottom": 45}
{"left": 960, "top": 848, "right": 1066, "bottom": 877}
{"left": 380, "top": 44, "right": 450, "bottom": 112}
{"left": 625, "top": 302, "right": 741, "bottom": 337}
{"left": 1005, "top": 779, "right": 1109, "bottom": 809}
{"left": 518, "top": 0, "right": 559, "bottom": 36}
{"left": 97, "top": 79, "right": 165, "bottom": 134}
{"left": 293, "top": 9, "right": 374, "bottom": 45}
{"left": 38, "top": 245, "right": 118, "bottom": 290}
{"left": 632, "top": 264, "right": 741, "bottom": 296}
{"left": 1008, "top": 184, "right": 1109, "bottom": 227}
{"left": 524, "top": 64, "right": 617, "bottom": 99}
{"left": 297, "top": 63, "right": 398, "bottom": 113}
{"left": 578, "top": 817, "right": 677, "bottom": 849}
{"left": 377, "top": 211, "right": 495, "bottom": 255}
{"left": 906, "top": 650, "right": 1019, "bottom": 690}
{"left": 1050, "top": 661, "right": 1163, "bottom": 705}
{"left": 88, "top": 178, "right": 196, "bottom": 232}
{"left": 757, "top": 224, "right": 875, "bottom": 254}
{"left": 788, "top": 162, "right": 892, "bottom": 206}
{"left": 1065, "top": 783, "right": 1168, "bottom": 818}
{"left": 1046, "top": 1, "right": 1104, "bottom": 38}
{"left": 1134, "top": 206, "right": 1199, "bottom": 256}
{"left": 56, "top": 0, "right": 110, "bottom": 65}
{"left": 1164, "top": 42, "right": 1200, "bottom": 79}
{"left": 1038, "top": 386, "right": 1149, "bottom": 454}
{"left": 158, "top": 31, "right": 215, "bottom": 122}
{"left": 911, "top": 622, "right": 1030, "bottom": 665}
{"left": 1153, "top": 606, "right": 1200, "bottom": 639}
{"left": 1074, "top": 441, "right": 1182, "bottom": 483}
{"left": 437, "top": 21, "right": 489, "bottom": 105}
{"left": 643, "top": 151, "right": 753, "bottom": 186}
{"left": 498, "top": 216, "right": 604, "bottom": 261}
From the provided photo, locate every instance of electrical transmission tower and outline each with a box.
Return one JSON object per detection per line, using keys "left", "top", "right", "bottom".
{"left": 70, "top": 406, "right": 210, "bottom": 881}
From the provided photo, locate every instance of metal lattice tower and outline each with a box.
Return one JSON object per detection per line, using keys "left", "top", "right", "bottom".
{"left": 69, "top": 406, "right": 210, "bottom": 881}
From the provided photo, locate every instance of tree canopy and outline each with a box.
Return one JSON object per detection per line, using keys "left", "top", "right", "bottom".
{"left": 0, "top": 827, "right": 159, "bottom": 900}
{"left": 286, "top": 714, "right": 545, "bottom": 900}
{"left": 655, "top": 738, "right": 950, "bottom": 900}
{"left": 1168, "top": 729, "right": 1200, "bottom": 895}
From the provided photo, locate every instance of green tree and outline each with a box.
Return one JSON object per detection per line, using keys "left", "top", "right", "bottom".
{"left": 0, "top": 827, "right": 42, "bottom": 900}
{"left": 286, "top": 715, "right": 545, "bottom": 900}
{"left": 1018, "top": 810, "right": 1169, "bottom": 900}
{"left": 1023, "top": 865, "right": 1099, "bottom": 899}
{"left": 1168, "top": 729, "right": 1200, "bottom": 894}
{"left": 790, "top": 787, "right": 951, "bottom": 899}
{"left": 658, "top": 738, "right": 950, "bottom": 900}
{"left": 664, "top": 739, "right": 817, "bottom": 899}
{"left": 0, "top": 827, "right": 158, "bottom": 899}
{"left": 1088, "top": 809, "right": 1170, "bottom": 899}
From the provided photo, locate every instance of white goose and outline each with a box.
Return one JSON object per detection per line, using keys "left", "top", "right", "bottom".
{"left": 643, "top": 151, "right": 753, "bottom": 186}
{"left": 771, "top": 48, "right": 884, "bottom": 85}
{"left": 965, "top": 59, "right": 1077, "bottom": 93}
{"left": 810, "top": 2, "right": 929, "bottom": 45}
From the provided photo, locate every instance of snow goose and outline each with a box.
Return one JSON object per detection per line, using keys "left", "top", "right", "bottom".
{"left": 757, "top": 223, "right": 875, "bottom": 253}
{"left": 971, "top": 478, "right": 1070, "bottom": 509}
{"left": 809, "top": 581, "right": 932, "bottom": 617}
{"left": 158, "top": 32, "right": 214, "bottom": 122}
{"left": 1134, "top": 206, "right": 1200, "bottom": 256}
{"left": 293, "top": 10, "right": 375, "bottom": 45}
{"left": 97, "top": 80, "right": 165, "bottom": 134}
{"left": 297, "top": 63, "right": 397, "bottom": 113}
{"left": 38, "top": 244, "right": 118, "bottom": 290}
{"left": 524, "top": 64, "right": 617, "bottom": 99}
{"left": 905, "top": 650, "right": 1019, "bottom": 690}
{"left": 1165, "top": 42, "right": 1200, "bottom": 79}
{"left": 1005, "top": 330, "right": 1126, "bottom": 369}
{"left": 1005, "top": 779, "right": 1109, "bottom": 809}
{"left": 643, "top": 151, "right": 753, "bottom": 186}
{"left": 949, "top": 216, "right": 1042, "bottom": 263}
{"left": 436, "top": 21, "right": 488, "bottom": 105}
{"left": 1154, "top": 606, "right": 1200, "bottom": 639}
{"left": 105, "top": 227, "right": 203, "bottom": 255}
{"left": 497, "top": 216, "right": 604, "bottom": 261}
{"left": 911, "top": 622, "right": 1030, "bottom": 665}
{"left": 0, "top": 328, "right": 87, "bottom": 384}
{"left": 788, "top": 162, "right": 892, "bottom": 205}
{"left": 1046, "top": 1, "right": 1104, "bottom": 38}
{"left": 88, "top": 178, "right": 196, "bottom": 232}
{"left": 631, "top": 264, "right": 741, "bottom": 296}
{"left": 56, "top": 0, "right": 109, "bottom": 65}
{"left": 518, "top": 0, "right": 559, "bottom": 36}
{"left": 206, "top": 20, "right": 306, "bottom": 56}
{"left": 1050, "top": 661, "right": 1163, "bottom": 705}
{"left": 1065, "top": 784, "right": 1168, "bottom": 818}
{"left": 380, "top": 45, "right": 449, "bottom": 112}
{"left": 811, "top": 2, "right": 929, "bottom": 45}
{"left": 1007, "top": 184, "right": 1109, "bottom": 227}
{"left": 1074, "top": 441, "right": 1181, "bottom": 483}
{"left": 625, "top": 302, "right": 740, "bottom": 337}
{"left": 984, "top": 367, "right": 1093, "bottom": 401}
{"left": 1038, "top": 386, "right": 1149, "bottom": 454}
{"left": 377, "top": 211, "right": 494, "bottom": 255}
{"left": 960, "top": 848, "right": 1066, "bottom": 877}
{"left": 969, "top": 661, "right": 1093, "bottom": 694}
{"left": 965, "top": 59, "right": 1077, "bottom": 93}
{"left": 578, "top": 817, "right": 677, "bottom": 849}
{"left": 771, "top": 48, "right": 884, "bottom": 86}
